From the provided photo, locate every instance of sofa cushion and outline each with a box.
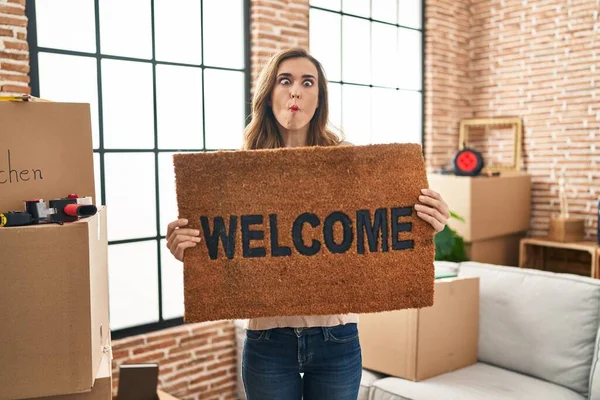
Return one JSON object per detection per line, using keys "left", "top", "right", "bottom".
{"left": 359, "top": 368, "right": 386, "bottom": 400}
{"left": 369, "top": 362, "right": 584, "bottom": 400}
{"left": 458, "top": 262, "right": 600, "bottom": 396}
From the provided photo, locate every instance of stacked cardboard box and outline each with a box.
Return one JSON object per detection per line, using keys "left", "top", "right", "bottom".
{"left": 360, "top": 276, "right": 480, "bottom": 381}
{"left": 427, "top": 172, "right": 532, "bottom": 266}
{"left": 0, "top": 99, "right": 112, "bottom": 399}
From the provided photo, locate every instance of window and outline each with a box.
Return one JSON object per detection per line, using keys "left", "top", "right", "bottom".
{"left": 27, "top": 0, "right": 250, "bottom": 338}
{"left": 309, "top": 0, "right": 424, "bottom": 146}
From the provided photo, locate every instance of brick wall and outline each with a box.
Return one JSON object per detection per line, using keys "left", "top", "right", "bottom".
{"left": 470, "top": 0, "right": 599, "bottom": 239}
{"left": 425, "top": 0, "right": 600, "bottom": 240}
{"left": 0, "top": 0, "right": 29, "bottom": 95}
{"left": 423, "top": 0, "right": 472, "bottom": 168}
{"left": 111, "top": 321, "right": 237, "bottom": 400}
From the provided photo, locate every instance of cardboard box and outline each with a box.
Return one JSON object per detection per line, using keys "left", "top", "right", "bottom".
{"left": 0, "top": 207, "right": 109, "bottom": 399}
{"left": 427, "top": 172, "right": 531, "bottom": 242}
{"left": 359, "top": 276, "right": 479, "bottom": 381}
{"left": 466, "top": 231, "right": 526, "bottom": 267}
{"left": 32, "top": 351, "right": 112, "bottom": 400}
{"left": 548, "top": 217, "right": 585, "bottom": 242}
{"left": 0, "top": 101, "right": 96, "bottom": 212}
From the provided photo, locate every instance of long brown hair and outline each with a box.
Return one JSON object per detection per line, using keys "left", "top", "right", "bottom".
{"left": 242, "top": 48, "right": 343, "bottom": 150}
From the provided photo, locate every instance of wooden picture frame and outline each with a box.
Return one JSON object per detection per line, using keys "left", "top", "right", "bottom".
{"left": 458, "top": 117, "right": 523, "bottom": 172}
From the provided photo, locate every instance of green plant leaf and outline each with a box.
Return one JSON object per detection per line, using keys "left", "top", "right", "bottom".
{"left": 449, "top": 210, "right": 465, "bottom": 222}
{"left": 434, "top": 214, "right": 469, "bottom": 262}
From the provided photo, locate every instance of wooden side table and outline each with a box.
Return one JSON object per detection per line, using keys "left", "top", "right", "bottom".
{"left": 519, "top": 237, "right": 599, "bottom": 278}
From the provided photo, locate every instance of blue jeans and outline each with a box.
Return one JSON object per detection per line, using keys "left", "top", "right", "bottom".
{"left": 242, "top": 323, "right": 362, "bottom": 400}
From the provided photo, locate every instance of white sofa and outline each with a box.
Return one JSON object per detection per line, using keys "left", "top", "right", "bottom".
{"left": 363, "top": 261, "right": 600, "bottom": 400}
{"left": 235, "top": 260, "right": 600, "bottom": 399}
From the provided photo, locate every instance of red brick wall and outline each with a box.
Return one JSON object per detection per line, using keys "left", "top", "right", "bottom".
{"left": 425, "top": 0, "right": 599, "bottom": 240}
{"left": 470, "top": 0, "right": 599, "bottom": 239}
{"left": 0, "top": 0, "right": 29, "bottom": 95}
{"left": 423, "top": 0, "right": 472, "bottom": 168}
{"left": 111, "top": 321, "right": 237, "bottom": 400}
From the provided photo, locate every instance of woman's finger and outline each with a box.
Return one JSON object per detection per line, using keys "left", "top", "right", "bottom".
{"left": 415, "top": 204, "right": 444, "bottom": 224}
{"left": 168, "top": 235, "right": 202, "bottom": 252}
{"left": 418, "top": 194, "right": 442, "bottom": 210}
{"left": 419, "top": 194, "right": 450, "bottom": 220}
{"left": 169, "top": 228, "right": 201, "bottom": 242}
{"left": 421, "top": 188, "right": 442, "bottom": 200}
{"left": 166, "top": 219, "right": 188, "bottom": 240}
{"left": 417, "top": 211, "right": 444, "bottom": 232}
{"left": 175, "top": 241, "right": 197, "bottom": 261}
{"left": 167, "top": 229, "right": 201, "bottom": 248}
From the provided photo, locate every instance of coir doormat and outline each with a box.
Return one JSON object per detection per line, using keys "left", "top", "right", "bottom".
{"left": 173, "top": 143, "right": 435, "bottom": 323}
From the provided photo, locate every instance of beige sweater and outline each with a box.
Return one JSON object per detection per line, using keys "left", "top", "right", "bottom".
{"left": 246, "top": 139, "right": 357, "bottom": 331}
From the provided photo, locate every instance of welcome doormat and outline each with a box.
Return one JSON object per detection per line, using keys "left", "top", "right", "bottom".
{"left": 173, "top": 143, "right": 435, "bottom": 323}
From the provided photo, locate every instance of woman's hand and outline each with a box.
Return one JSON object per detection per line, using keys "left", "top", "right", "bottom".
{"left": 415, "top": 188, "right": 450, "bottom": 234}
{"left": 166, "top": 219, "right": 202, "bottom": 262}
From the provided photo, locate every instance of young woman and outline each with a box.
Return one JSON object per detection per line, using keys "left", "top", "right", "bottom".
{"left": 166, "top": 48, "right": 449, "bottom": 400}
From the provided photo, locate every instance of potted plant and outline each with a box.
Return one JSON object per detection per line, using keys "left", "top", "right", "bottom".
{"left": 434, "top": 211, "right": 469, "bottom": 262}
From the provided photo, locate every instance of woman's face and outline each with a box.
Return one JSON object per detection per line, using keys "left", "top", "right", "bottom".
{"left": 270, "top": 57, "right": 319, "bottom": 132}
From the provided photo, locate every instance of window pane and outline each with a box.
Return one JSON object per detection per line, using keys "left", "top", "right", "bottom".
{"left": 101, "top": 59, "right": 155, "bottom": 149}
{"left": 104, "top": 153, "right": 157, "bottom": 241}
{"left": 398, "top": 0, "right": 422, "bottom": 29}
{"left": 342, "top": 16, "right": 370, "bottom": 84}
{"left": 93, "top": 152, "right": 102, "bottom": 206}
{"left": 371, "top": 87, "right": 400, "bottom": 144}
{"left": 342, "top": 0, "right": 369, "bottom": 17}
{"left": 158, "top": 152, "right": 178, "bottom": 237}
{"left": 204, "top": 69, "right": 245, "bottom": 150}
{"left": 397, "top": 29, "right": 422, "bottom": 91}
{"left": 309, "top": 9, "right": 341, "bottom": 82}
{"left": 372, "top": 22, "right": 399, "bottom": 88}
{"left": 156, "top": 65, "right": 203, "bottom": 149}
{"left": 342, "top": 85, "right": 371, "bottom": 145}
{"left": 160, "top": 239, "right": 184, "bottom": 319}
{"left": 309, "top": 0, "right": 341, "bottom": 11}
{"left": 108, "top": 241, "right": 159, "bottom": 330}
{"left": 328, "top": 82, "right": 342, "bottom": 135}
{"left": 372, "top": 0, "right": 397, "bottom": 24}
{"left": 99, "top": 0, "right": 152, "bottom": 59}
{"left": 203, "top": 0, "right": 244, "bottom": 69}
{"left": 398, "top": 90, "right": 422, "bottom": 144}
{"left": 35, "top": 0, "right": 96, "bottom": 53}
{"left": 38, "top": 52, "right": 100, "bottom": 149}
{"left": 154, "top": 0, "right": 202, "bottom": 64}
